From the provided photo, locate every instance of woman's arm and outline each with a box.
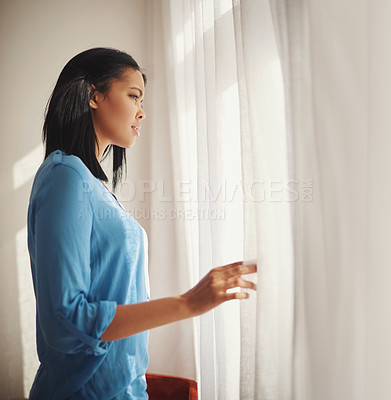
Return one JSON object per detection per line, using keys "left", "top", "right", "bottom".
{"left": 101, "top": 261, "right": 257, "bottom": 342}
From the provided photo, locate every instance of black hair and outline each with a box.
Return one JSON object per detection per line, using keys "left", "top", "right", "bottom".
{"left": 43, "top": 47, "right": 147, "bottom": 192}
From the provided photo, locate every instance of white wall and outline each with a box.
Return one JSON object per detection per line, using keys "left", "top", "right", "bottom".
{"left": 0, "top": 0, "right": 195, "bottom": 398}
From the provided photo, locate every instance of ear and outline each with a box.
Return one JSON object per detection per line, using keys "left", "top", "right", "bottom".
{"left": 89, "top": 85, "right": 99, "bottom": 110}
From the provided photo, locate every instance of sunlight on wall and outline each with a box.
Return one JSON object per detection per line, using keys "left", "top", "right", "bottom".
{"left": 13, "top": 145, "right": 44, "bottom": 190}
{"left": 14, "top": 146, "right": 43, "bottom": 396}
{"left": 16, "top": 225, "right": 39, "bottom": 397}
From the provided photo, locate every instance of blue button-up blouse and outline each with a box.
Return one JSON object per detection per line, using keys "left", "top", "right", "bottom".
{"left": 27, "top": 150, "right": 150, "bottom": 399}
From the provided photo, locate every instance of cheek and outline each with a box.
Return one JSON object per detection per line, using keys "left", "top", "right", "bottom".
{"left": 94, "top": 95, "right": 135, "bottom": 139}
{"left": 115, "top": 100, "right": 134, "bottom": 123}
{"left": 105, "top": 101, "right": 132, "bottom": 132}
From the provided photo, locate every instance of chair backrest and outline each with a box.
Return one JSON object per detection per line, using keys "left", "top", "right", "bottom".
{"left": 146, "top": 373, "right": 198, "bottom": 400}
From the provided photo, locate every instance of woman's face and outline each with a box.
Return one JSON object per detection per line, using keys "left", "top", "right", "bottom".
{"left": 90, "top": 68, "right": 146, "bottom": 160}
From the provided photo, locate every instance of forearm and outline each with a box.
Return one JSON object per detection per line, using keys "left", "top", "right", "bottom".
{"left": 101, "top": 261, "right": 257, "bottom": 342}
{"left": 101, "top": 295, "right": 192, "bottom": 342}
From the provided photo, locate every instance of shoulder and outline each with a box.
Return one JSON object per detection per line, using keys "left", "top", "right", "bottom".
{"left": 50, "top": 150, "right": 94, "bottom": 179}
{"left": 29, "top": 150, "right": 98, "bottom": 203}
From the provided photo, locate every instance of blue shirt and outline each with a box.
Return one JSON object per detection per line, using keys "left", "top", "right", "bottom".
{"left": 27, "top": 150, "right": 150, "bottom": 399}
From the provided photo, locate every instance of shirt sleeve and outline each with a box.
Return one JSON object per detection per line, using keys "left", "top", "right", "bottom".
{"left": 31, "top": 163, "right": 117, "bottom": 356}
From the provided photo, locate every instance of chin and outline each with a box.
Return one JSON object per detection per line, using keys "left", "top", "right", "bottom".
{"left": 115, "top": 138, "right": 136, "bottom": 149}
{"left": 122, "top": 141, "right": 136, "bottom": 149}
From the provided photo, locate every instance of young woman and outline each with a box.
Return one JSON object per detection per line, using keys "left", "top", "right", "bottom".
{"left": 27, "top": 47, "right": 257, "bottom": 399}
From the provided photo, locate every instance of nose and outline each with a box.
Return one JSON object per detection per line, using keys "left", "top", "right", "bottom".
{"left": 137, "top": 106, "right": 146, "bottom": 120}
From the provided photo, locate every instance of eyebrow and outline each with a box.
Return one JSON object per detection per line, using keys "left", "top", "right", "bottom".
{"left": 129, "top": 87, "right": 144, "bottom": 98}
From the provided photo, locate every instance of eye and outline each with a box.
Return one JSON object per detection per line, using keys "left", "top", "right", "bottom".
{"left": 129, "top": 95, "right": 144, "bottom": 109}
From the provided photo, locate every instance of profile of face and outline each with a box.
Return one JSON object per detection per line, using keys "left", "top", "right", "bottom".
{"left": 89, "top": 68, "right": 146, "bottom": 158}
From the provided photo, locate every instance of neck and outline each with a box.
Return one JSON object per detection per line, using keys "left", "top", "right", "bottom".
{"left": 95, "top": 139, "right": 108, "bottom": 163}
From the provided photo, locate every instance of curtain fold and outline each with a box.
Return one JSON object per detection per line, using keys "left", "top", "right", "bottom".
{"left": 145, "top": 0, "right": 198, "bottom": 381}
{"left": 232, "top": 1, "right": 294, "bottom": 398}
{"left": 270, "top": 1, "right": 371, "bottom": 399}
{"left": 163, "top": 0, "right": 246, "bottom": 398}
{"left": 161, "top": 0, "right": 293, "bottom": 398}
{"left": 367, "top": 2, "right": 391, "bottom": 398}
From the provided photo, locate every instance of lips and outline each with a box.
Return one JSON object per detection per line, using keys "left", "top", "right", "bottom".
{"left": 132, "top": 125, "right": 140, "bottom": 137}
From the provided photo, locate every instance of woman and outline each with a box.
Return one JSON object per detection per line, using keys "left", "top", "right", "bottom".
{"left": 27, "top": 47, "right": 257, "bottom": 399}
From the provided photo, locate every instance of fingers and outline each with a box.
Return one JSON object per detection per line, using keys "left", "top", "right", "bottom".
{"left": 215, "top": 260, "right": 242, "bottom": 271}
{"left": 226, "top": 277, "right": 257, "bottom": 291}
{"left": 225, "top": 291, "right": 250, "bottom": 301}
{"left": 222, "top": 262, "right": 257, "bottom": 278}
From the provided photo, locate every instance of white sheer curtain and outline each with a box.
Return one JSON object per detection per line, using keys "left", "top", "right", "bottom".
{"left": 162, "top": 1, "right": 244, "bottom": 397}
{"left": 159, "top": 0, "right": 293, "bottom": 398}
{"left": 232, "top": 1, "right": 294, "bottom": 398}
{"left": 271, "top": 0, "right": 391, "bottom": 399}
{"left": 152, "top": 0, "right": 391, "bottom": 398}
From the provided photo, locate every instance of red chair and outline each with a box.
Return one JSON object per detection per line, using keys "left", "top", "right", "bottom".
{"left": 146, "top": 373, "right": 198, "bottom": 400}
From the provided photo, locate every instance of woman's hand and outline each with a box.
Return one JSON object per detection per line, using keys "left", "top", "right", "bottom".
{"left": 181, "top": 261, "right": 257, "bottom": 317}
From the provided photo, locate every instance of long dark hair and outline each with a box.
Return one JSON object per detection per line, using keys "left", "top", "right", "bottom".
{"left": 43, "top": 47, "right": 147, "bottom": 192}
